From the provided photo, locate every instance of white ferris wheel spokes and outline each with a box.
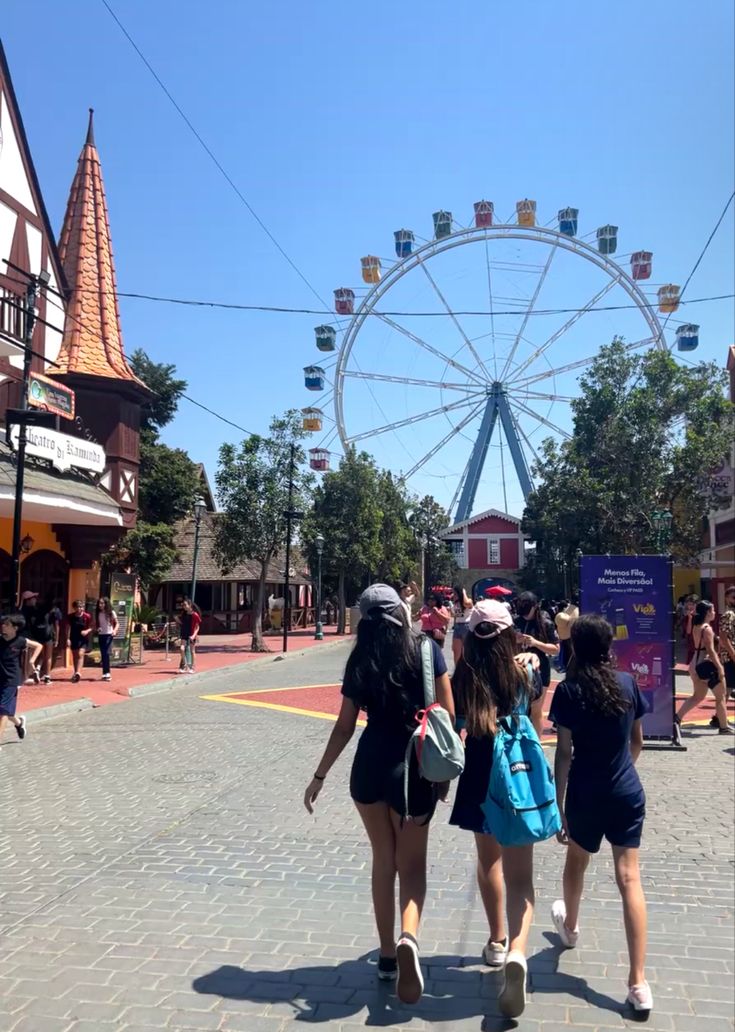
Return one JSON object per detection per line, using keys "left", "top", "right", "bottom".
{"left": 303, "top": 204, "right": 696, "bottom": 521}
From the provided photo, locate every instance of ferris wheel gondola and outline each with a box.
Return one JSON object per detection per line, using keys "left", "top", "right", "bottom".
{"left": 300, "top": 198, "right": 701, "bottom": 520}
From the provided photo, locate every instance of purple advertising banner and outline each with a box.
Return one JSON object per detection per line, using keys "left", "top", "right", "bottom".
{"left": 580, "top": 555, "right": 674, "bottom": 739}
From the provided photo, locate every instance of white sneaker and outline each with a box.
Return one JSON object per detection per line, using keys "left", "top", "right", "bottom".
{"left": 482, "top": 937, "right": 508, "bottom": 968}
{"left": 102, "top": 673, "right": 111, "bottom": 682}
{"left": 499, "top": 950, "right": 527, "bottom": 1018}
{"left": 551, "top": 899, "right": 579, "bottom": 948}
{"left": 627, "top": 981, "right": 653, "bottom": 1013}
{"left": 396, "top": 933, "right": 423, "bottom": 1005}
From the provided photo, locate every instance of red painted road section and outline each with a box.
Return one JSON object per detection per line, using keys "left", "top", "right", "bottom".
{"left": 15, "top": 628, "right": 346, "bottom": 715}
{"left": 213, "top": 680, "right": 732, "bottom": 738}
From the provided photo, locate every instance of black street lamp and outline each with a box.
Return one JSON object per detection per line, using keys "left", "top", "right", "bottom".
{"left": 651, "top": 509, "right": 673, "bottom": 554}
{"left": 190, "top": 497, "right": 207, "bottom": 604}
{"left": 314, "top": 533, "right": 324, "bottom": 640}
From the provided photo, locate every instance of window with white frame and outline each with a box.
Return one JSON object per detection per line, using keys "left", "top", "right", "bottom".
{"left": 447, "top": 539, "right": 465, "bottom": 566}
{"left": 487, "top": 539, "right": 500, "bottom": 565}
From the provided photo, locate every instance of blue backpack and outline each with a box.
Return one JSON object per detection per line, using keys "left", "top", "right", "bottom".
{"left": 481, "top": 692, "right": 561, "bottom": 847}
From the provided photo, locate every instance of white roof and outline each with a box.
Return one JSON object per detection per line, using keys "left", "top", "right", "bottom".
{"left": 439, "top": 507, "right": 522, "bottom": 537}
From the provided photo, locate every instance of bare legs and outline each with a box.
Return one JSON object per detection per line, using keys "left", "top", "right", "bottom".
{"left": 502, "top": 844, "right": 535, "bottom": 954}
{"left": 72, "top": 648, "right": 84, "bottom": 678}
{"left": 613, "top": 846, "right": 648, "bottom": 987}
{"left": 712, "top": 681, "right": 729, "bottom": 728}
{"left": 474, "top": 832, "right": 505, "bottom": 942}
{"left": 561, "top": 838, "right": 590, "bottom": 932}
{"left": 676, "top": 675, "right": 708, "bottom": 723}
{"left": 355, "top": 802, "right": 430, "bottom": 953}
{"left": 530, "top": 685, "right": 549, "bottom": 738}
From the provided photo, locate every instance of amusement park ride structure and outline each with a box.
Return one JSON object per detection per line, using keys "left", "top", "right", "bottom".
{"left": 301, "top": 199, "right": 700, "bottom": 523}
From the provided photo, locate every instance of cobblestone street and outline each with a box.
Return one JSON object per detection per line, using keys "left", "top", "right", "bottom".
{"left": 1, "top": 642, "right": 733, "bottom": 1032}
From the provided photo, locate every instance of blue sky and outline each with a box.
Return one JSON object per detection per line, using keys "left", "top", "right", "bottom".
{"left": 3, "top": 0, "right": 734, "bottom": 519}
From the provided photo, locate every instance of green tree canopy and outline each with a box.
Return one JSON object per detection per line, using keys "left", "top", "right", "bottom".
{"left": 522, "top": 339, "right": 734, "bottom": 589}
{"left": 104, "top": 351, "right": 199, "bottom": 590}
{"left": 213, "top": 411, "right": 311, "bottom": 651}
{"left": 408, "top": 494, "right": 458, "bottom": 589}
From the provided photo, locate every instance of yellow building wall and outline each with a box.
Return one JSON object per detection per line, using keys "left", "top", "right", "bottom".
{"left": 0, "top": 519, "right": 64, "bottom": 556}
{"left": 673, "top": 567, "right": 701, "bottom": 601}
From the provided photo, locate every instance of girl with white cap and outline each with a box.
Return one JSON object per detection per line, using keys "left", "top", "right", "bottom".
{"left": 450, "top": 598, "right": 543, "bottom": 1019}
{"left": 304, "top": 583, "right": 454, "bottom": 1005}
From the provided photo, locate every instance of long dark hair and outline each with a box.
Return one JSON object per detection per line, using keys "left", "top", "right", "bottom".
{"left": 692, "top": 601, "right": 714, "bottom": 626}
{"left": 453, "top": 625, "right": 526, "bottom": 737}
{"left": 566, "top": 614, "right": 627, "bottom": 717}
{"left": 343, "top": 609, "right": 419, "bottom": 720}
{"left": 96, "top": 597, "right": 112, "bottom": 616}
{"left": 516, "top": 591, "right": 549, "bottom": 642}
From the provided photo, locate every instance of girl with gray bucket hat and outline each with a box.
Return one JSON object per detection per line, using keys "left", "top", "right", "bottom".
{"left": 304, "top": 582, "right": 454, "bottom": 1005}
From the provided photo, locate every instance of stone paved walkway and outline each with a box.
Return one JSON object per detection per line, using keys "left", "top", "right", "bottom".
{"left": 1, "top": 641, "right": 733, "bottom": 1032}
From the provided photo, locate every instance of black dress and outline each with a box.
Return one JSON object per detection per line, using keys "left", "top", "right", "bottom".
{"left": 342, "top": 638, "right": 447, "bottom": 819}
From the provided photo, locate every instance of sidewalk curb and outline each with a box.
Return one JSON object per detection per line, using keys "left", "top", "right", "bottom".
{"left": 24, "top": 698, "right": 95, "bottom": 723}
{"left": 119, "top": 635, "right": 351, "bottom": 699}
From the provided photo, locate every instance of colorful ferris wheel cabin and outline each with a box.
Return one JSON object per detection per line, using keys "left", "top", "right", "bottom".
{"left": 474, "top": 200, "right": 494, "bottom": 228}
{"left": 394, "top": 229, "right": 414, "bottom": 258}
{"left": 301, "top": 407, "right": 323, "bottom": 432}
{"left": 516, "top": 199, "right": 536, "bottom": 227}
{"left": 631, "top": 251, "right": 653, "bottom": 280}
{"left": 596, "top": 225, "right": 618, "bottom": 255}
{"left": 309, "top": 448, "right": 331, "bottom": 472}
{"left": 675, "top": 324, "right": 699, "bottom": 352}
{"left": 304, "top": 366, "right": 326, "bottom": 391}
{"left": 658, "top": 284, "right": 680, "bottom": 313}
{"left": 558, "top": 207, "right": 579, "bottom": 237}
{"left": 433, "top": 210, "right": 453, "bottom": 239}
{"left": 334, "top": 288, "right": 355, "bottom": 315}
{"left": 314, "top": 325, "right": 337, "bottom": 352}
{"left": 361, "top": 256, "right": 382, "bottom": 284}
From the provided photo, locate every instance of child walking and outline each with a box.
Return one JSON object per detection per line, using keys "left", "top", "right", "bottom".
{"left": 550, "top": 613, "right": 652, "bottom": 1015}
{"left": 95, "top": 598, "right": 119, "bottom": 682}
{"left": 449, "top": 599, "right": 543, "bottom": 1019}
{"left": 67, "top": 600, "right": 93, "bottom": 683}
{"left": 0, "top": 614, "right": 42, "bottom": 750}
{"left": 304, "top": 584, "right": 454, "bottom": 1005}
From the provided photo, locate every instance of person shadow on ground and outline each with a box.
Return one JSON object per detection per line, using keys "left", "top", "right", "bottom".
{"left": 193, "top": 939, "right": 635, "bottom": 1028}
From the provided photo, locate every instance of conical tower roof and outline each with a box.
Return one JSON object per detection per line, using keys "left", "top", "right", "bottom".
{"left": 54, "top": 110, "right": 146, "bottom": 390}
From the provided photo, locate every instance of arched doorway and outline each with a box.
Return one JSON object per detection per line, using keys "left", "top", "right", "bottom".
{"left": 0, "top": 548, "right": 12, "bottom": 612}
{"left": 20, "top": 549, "right": 69, "bottom": 608}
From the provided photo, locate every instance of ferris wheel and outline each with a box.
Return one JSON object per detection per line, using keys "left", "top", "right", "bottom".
{"left": 302, "top": 200, "right": 701, "bottom": 521}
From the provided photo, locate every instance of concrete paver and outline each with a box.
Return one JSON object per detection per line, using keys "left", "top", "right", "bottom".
{"left": 0, "top": 640, "right": 732, "bottom": 1031}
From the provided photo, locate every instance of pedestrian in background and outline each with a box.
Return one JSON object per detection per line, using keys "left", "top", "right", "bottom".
{"left": 451, "top": 585, "right": 473, "bottom": 665}
{"left": 397, "top": 580, "right": 420, "bottom": 624}
{"left": 40, "top": 595, "right": 63, "bottom": 684}
{"left": 676, "top": 600, "right": 731, "bottom": 734}
{"left": 67, "top": 599, "right": 93, "bottom": 683}
{"left": 0, "top": 613, "right": 41, "bottom": 750}
{"left": 550, "top": 614, "right": 652, "bottom": 1015}
{"left": 450, "top": 599, "right": 543, "bottom": 1019}
{"left": 304, "top": 584, "right": 453, "bottom": 1006}
{"left": 95, "top": 598, "right": 119, "bottom": 682}
{"left": 554, "top": 597, "right": 579, "bottom": 672}
{"left": 178, "top": 598, "right": 201, "bottom": 673}
{"left": 418, "top": 593, "right": 451, "bottom": 649}
{"left": 19, "top": 591, "right": 46, "bottom": 683}
{"left": 514, "top": 591, "right": 560, "bottom": 734}
{"left": 718, "top": 586, "right": 735, "bottom": 701}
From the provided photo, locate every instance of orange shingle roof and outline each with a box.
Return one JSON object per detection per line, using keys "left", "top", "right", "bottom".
{"left": 55, "top": 110, "right": 144, "bottom": 386}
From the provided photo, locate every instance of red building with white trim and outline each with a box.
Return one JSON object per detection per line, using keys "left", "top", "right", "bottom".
{"left": 439, "top": 508, "right": 526, "bottom": 588}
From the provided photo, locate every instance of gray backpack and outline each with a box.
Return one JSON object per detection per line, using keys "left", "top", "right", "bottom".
{"left": 403, "top": 636, "right": 465, "bottom": 817}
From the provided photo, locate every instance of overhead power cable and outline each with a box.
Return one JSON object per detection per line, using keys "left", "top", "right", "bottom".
{"left": 100, "top": 0, "right": 331, "bottom": 311}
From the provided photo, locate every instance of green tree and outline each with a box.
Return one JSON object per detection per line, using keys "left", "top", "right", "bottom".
{"left": 374, "top": 472, "right": 420, "bottom": 585}
{"left": 301, "top": 449, "right": 384, "bottom": 633}
{"left": 103, "top": 352, "right": 199, "bottom": 590}
{"left": 522, "top": 339, "right": 734, "bottom": 583}
{"left": 213, "top": 411, "right": 311, "bottom": 651}
{"left": 408, "top": 494, "right": 458, "bottom": 591}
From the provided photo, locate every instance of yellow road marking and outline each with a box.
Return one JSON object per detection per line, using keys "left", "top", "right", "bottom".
{"left": 201, "top": 692, "right": 366, "bottom": 726}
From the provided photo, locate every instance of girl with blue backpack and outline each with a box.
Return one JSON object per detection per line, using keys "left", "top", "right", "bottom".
{"left": 549, "top": 614, "right": 652, "bottom": 1016}
{"left": 450, "top": 599, "right": 550, "bottom": 1019}
{"left": 303, "top": 583, "right": 455, "bottom": 1005}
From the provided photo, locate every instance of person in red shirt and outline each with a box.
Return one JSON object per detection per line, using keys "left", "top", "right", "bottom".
{"left": 178, "top": 598, "right": 201, "bottom": 673}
